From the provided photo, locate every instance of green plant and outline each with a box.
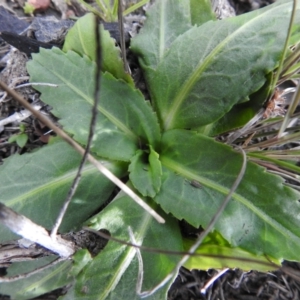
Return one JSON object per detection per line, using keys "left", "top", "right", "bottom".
{"left": 1, "top": 0, "right": 300, "bottom": 299}
{"left": 8, "top": 123, "right": 29, "bottom": 148}
{"left": 76, "top": 0, "right": 149, "bottom": 22}
{"left": 23, "top": 2, "right": 35, "bottom": 15}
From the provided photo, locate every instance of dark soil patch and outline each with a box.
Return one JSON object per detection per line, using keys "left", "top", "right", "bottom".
{"left": 169, "top": 262, "right": 300, "bottom": 300}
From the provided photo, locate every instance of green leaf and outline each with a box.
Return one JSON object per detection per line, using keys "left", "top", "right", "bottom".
{"left": 64, "top": 193, "right": 183, "bottom": 300}
{"left": 0, "top": 256, "right": 72, "bottom": 299}
{"left": 16, "top": 133, "right": 29, "bottom": 148}
{"left": 204, "top": 73, "right": 273, "bottom": 136}
{"left": 27, "top": 48, "right": 161, "bottom": 161}
{"left": 200, "top": 103, "right": 257, "bottom": 137}
{"left": 189, "top": 0, "right": 216, "bottom": 26}
{"left": 141, "top": 1, "right": 299, "bottom": 130}
{"left": 156, "top": 129, "right": 300, "bottom": 261}
{"left": 129, "top": 146, "right": 162, "bottom": 197}
{"left": 5, "top": 256, "right": 59, "bottom": 278}
{"left": 9, "top": 132, "right": 28, "bottom": 148}
{"left": 8, "top": 134, "right": 18, "bottom": 143}
{"left": 68, "top": 249, "right": 93, "bottom": 276}
{"left": 63, "top": 13, "right": 95, "bottom": 60}
{"left": 290, "top": 24, "right": 300, "bottom": 46}
{"left": 130, "top": 0, "right": 192, "bottom": 70}
{"left": 63, "top": 13, "right": 134, "bottom": 85}
{"left": 283, "top": 60, "right": 300, "bottom": 76}
{"left": 23, "top": 2, "right": 35, "bottom": 14}
{"left": 0, "top": 138, "right": 127, "bottom": 242}
{"left": 0, "top": 250, "right": 91, "bottom": 300}
{"left": 183, "top": 233, "right": 280, "bottom": 272}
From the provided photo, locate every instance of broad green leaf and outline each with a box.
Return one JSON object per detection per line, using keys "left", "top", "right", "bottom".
{"left": 204, "top": 73, "right": 273, "bottom": 136}
{"left": 183, "top": 239, "right": 280, "bottom": 272}
{"left": 156, "top": 129, "right": 300, "bottom": 261}
{"left": 8, "top": 133, "right": 28, "bottom": 148}
{"left": 65, "top": 193, "right": 183, "bottom": 300}
{"left": 183, "top": 231, "right": 280, "bottom": 272}
{"left": 27, "top": 48, "right": 161, "bottom": 161}
{"left": 5, "top": 256, "right": 59, "bottom": 277}
{"left": 130, "top": 0, "right": 192, "bottom": 70}
{"left": 290, "top": 24, "right": 300, "bottom": 46}
{"left": 0, "top": 250, "right": 91, "bottom": 300}
{"left": 63, "top": 13, "right": 134, "bottom": 86}
{"left": 190, "top": 0, "right": 216, "bottom": 26}
{"left": 200, "top": 103, "right": 257, "bottom": 137}
{"left": 0, "top": 256, "right": 71, "bottom": 299}
{"left": 62, "top": 13, "right": 95, "bottom": 60}
{"left": 16, "top": 133, "right": 28, "bottom": 148}
{"left": 129, "top": 146, "right": 162, "bottom": 197}
{"left": 0, "top": 138, "right": 127, "bottom": 242}
{"left": 67, "top": 249, "right": 93, "bottom": 276}
{"left": 140, "top": 1, "right": 300, "bottom": 130}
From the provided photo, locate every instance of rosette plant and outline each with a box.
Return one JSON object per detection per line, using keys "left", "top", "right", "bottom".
{"left": 1, "top": 0, "right": 300, "bottom": 299}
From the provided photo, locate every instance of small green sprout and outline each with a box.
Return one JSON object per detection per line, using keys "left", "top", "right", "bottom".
{"left": 8, "top": 123, "right": 29, "bottom": 148}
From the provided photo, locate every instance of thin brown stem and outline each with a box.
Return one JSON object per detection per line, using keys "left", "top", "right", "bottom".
{"left": 51, "top": 15, "right": 103, "bottom": 237}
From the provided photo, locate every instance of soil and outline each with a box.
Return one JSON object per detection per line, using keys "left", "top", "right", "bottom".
{"left": 228, "top": 0, "right": 275, "bottom": 15}
{"left": 169, "top": 262, "right": 300, "bottom": 300}
{"left": 1, "top": 0, "right": 300, "bottom": 300}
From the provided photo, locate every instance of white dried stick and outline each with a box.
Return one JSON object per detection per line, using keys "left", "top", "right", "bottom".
{"left": 0, "top": 202, "right": 75, "bottom": 258}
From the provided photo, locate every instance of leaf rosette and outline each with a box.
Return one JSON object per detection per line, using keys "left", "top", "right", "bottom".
{"left": 1, "top": 1, "right": 300, "bottom": 299}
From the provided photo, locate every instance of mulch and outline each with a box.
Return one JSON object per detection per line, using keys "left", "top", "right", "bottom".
{"left": 169, "top": 262, "right": 300, "bottom": 300}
